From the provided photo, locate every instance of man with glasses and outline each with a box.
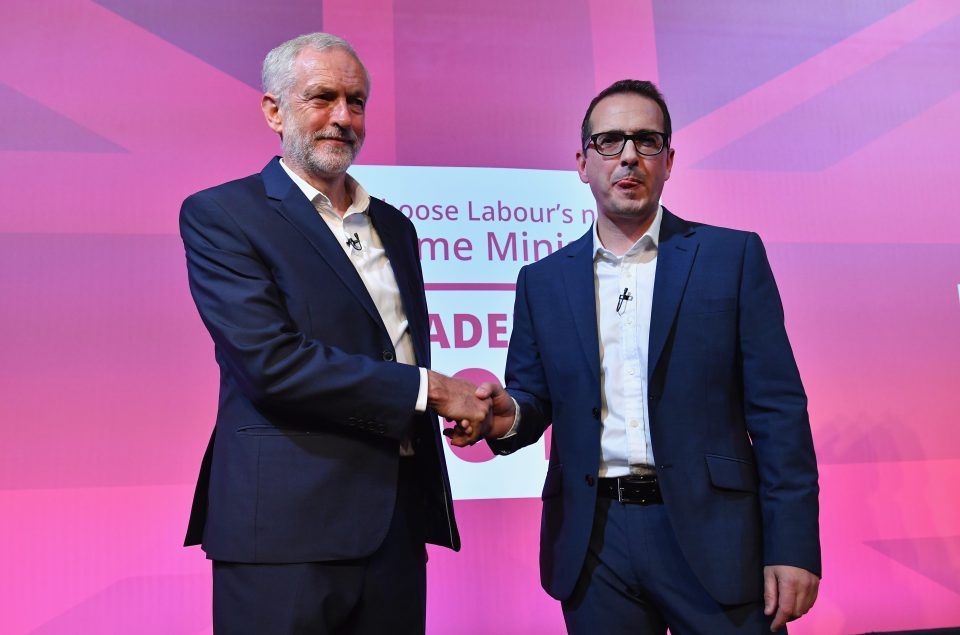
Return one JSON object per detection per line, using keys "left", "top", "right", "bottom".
{"left": 449, "top": 80, "right": 821, "bottom": 633}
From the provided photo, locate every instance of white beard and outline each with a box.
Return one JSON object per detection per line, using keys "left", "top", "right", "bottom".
{"left": 282, "top": 117, "right": 362, "bottom": 177}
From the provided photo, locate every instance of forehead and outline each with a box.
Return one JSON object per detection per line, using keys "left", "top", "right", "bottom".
{"left": 293, "top": 47, "right": 368, "bottom": 93}
{"left": 590, "top": 93, "right": 664, "bottom": 133}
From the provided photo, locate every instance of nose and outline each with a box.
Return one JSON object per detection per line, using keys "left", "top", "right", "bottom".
{"left": 619, "top": 139, "right": 640, "bottom": 166}
{"left": 330, "top": 97, "right": 351, "bottom": 126}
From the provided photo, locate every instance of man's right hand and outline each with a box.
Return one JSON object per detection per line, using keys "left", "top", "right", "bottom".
{"left": 442, "top": 381, "right": 516, "bottom": 448}
{"left": 427, "top": 370, "right": 491, "bottom": 443}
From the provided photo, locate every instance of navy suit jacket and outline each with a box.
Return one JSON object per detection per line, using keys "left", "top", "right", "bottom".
{"left": 489, "top": 208, "right": 819, "bottom": 605}
{"left": 181, "top": 157, "right": 459, "bottom": 562}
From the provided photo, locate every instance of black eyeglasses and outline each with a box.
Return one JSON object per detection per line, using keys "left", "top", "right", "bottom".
{"left": 585, "top": 130, "right": 668, "bottom": 157}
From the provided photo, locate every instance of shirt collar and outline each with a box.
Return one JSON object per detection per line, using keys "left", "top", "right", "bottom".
{"left": 279, "top": 158, "right": 370, "bottom": 218}
{"left": 593, "top": 204, "right": 663, "bottom": 260}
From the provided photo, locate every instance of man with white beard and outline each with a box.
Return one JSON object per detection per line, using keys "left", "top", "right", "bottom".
{"left": 179, "top": 33, "right": 487, "bottom": 634}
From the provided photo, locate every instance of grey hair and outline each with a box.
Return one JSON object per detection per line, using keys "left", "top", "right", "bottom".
{"left": 261, "top": 32, "right": 368, "bottom": 106}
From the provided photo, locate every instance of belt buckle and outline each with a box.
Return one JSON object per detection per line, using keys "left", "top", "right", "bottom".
{"left": 617, "top": 478, "right": 634, "bottom": 503}
{"left": 617, "top": 475, "right": 656, "bottom": 504}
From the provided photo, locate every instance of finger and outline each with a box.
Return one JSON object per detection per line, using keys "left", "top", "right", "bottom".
{"left": 778, "top": 576, "right": 798, "bottom": 617}
{"left": 772, "top": 577, "right": 798, "bottom": 631}
{"left": 763, "top": 568, "right": 777, "bottom": 616}
{"left": 793, "top": 576, "right": 819, "bottom": 616}
{"left": 805, "top": 578, "right": 820, "bottom": 612}
{"left": 460, "top": 419, "right": 483, "bottom": 444}
{"left": 481, "top": 404, "right": 494, "bottom": 435}
{"left": 790, "top": 587, "right": 807, "bottom": 618}
{"left": 474, "top": 400, "right": 491, "bottom": 422}
{"left": 442, "top": 425, "right": 463, "bottom": 439}
{"left": 770, "top": 607, "right": 789, "bottom": 632}
{"left": 448, "top": 435, "right": 470, "bottom": 447}
{"left": 475, "top": 383, "right": 492, "bottom": 399}
{"left": 443, "top": 426, "right": 471, "bottom": 447}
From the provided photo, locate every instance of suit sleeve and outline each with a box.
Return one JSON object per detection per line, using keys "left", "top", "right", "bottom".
{"left": 739, "top": 232, "right": 821, "bottom": 577}
{"left": 179, "top": 191, "right": 420, "bottom": 440}
{"left": 488, "top": 265, "right": 553, "bottom": 455}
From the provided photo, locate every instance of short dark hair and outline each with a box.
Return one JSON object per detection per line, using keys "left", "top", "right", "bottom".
{"left": 580, "top": 80, "right": 672, "bottom": 151}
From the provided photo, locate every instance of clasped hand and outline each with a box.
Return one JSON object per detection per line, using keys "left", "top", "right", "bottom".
{"left": 427, "top": 372, "right": 514, "bottom": 446}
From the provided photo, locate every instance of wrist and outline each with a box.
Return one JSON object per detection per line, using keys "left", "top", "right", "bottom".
{"left": 426, "top": 369, "right": 447, "bottom": 407}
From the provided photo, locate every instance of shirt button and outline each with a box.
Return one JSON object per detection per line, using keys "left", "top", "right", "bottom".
{"left": 626, "top": 316, "right": 633, "bottom": 324}
{"left": 630, "top": 419, "right": 640, "bottom": 428}
{"left": 382, "top": 351, "right": 395, "bottom": 361}
{"left": 627, "top": 368, "right": 635, "bottom": 375}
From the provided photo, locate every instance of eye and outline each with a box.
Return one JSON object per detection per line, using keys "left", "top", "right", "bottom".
{"left": 309, "top": 91, "right": 334, "bottom": 103}
{"left": 595, "top": 132, "right": 624, "bottom": 151}
{"left": 636, "top": 133, "right": 659, "bottom": 148}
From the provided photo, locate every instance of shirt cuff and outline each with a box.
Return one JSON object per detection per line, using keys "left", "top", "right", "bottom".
{"left": 415, "top": 367, "right": 429, "bottom": 413}
{"left": 497, "top": 396, "right": 521, "bottom": 439}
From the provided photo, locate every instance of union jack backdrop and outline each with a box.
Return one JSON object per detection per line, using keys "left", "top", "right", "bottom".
{"left": 1, "top": 1, "right": 958, "bottom": 633}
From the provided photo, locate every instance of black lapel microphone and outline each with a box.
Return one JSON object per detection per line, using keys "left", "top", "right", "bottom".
{"left": 616, "top": 288, "right": 632, "bottom": 312}
{"left": 345, "top": 233, "right": 363, "bottom": 251}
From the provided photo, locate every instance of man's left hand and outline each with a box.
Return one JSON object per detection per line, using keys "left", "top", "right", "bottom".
{"left": 763, "top": 565, "right": 819, "bottom": 631}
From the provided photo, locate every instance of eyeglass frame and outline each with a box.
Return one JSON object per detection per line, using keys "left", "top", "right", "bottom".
{"left": 583, "top": 129, "right": 670, "bottom": 157}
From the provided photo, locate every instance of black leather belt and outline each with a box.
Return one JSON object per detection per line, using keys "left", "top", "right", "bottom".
{"left": 597, "top": 474, "right": 663, "bottom": 505}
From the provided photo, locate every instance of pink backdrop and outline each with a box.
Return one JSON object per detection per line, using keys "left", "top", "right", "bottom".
{"left": 2, "top": 1, "right": 959, "bottom": 633}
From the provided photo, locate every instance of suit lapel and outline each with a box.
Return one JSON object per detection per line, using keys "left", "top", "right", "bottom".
{"left": 261, "top": 158, "right": 385, "bottom": 329}
{"left": 369, "top": 199, "right": 431, "bottom": 367}
{"left": 562, "top": 230, "right": 602, "bottom": 382}
{"left": 648, "top": 208, "right": 698, "bottom": 377}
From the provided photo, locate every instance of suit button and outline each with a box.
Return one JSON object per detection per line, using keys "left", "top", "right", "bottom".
{"left": 585, "top": 475, "right": 595, "bottom": 486}
{"left": 591, "top": 407, "right": 600, "bottom": 419}
{"left": 382, "top": 351, "right": 395, "bottom": 361}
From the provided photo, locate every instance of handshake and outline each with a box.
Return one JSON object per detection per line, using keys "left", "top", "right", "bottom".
{"left": 426, "top": 370, "right": 516, "bottom": 447}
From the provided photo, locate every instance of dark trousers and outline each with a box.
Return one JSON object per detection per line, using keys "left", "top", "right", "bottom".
{"left": 212, "top": 458, "right": 427, "bottom": 635}
{"left": 562, "top": 498, "right": 778, "bottom": 635}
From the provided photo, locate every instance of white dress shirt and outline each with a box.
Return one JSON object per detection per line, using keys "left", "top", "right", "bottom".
{"left": 593, "top": 206, "right": 662, "bottom": 477}
{"left": 502, "top": 208, "right": 663, "bottom": 476}
{"left": 279, "top": 159, "right": 429, "bottom": 423}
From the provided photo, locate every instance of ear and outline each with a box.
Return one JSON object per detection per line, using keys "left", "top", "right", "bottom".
{"left": 576, "top": 149, "right": 589, "bottom": 184}
{"left": 261, "top": 93, "right": 283, "bottom": 136}
{"left": 664, "top": 146, "right": 675, "bottom": 181}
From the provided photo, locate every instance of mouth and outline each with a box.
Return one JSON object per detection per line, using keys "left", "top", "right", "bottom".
{"left": 313, "top": 131, "right": 355, "bottom": 148}
{"left": 319, "top": 137, "right": 353, "bottom": 147}
{"left": 614, "top": 176, "right": 644, "bottom": 189}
